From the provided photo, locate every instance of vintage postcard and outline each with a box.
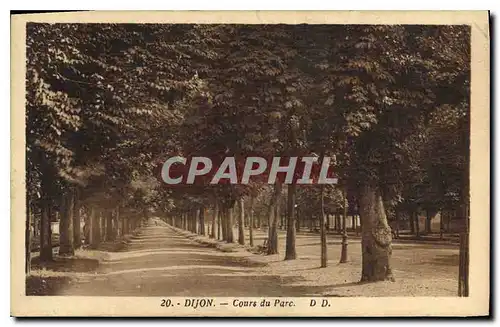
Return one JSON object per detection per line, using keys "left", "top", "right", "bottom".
{"left": 11, "top": 11, "right": 490, "bottom": 317}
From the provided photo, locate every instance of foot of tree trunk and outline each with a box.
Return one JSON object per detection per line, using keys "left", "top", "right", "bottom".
{"left": 359, "top": 183, "right": 395, "bottom": 282}
{"left": 267, "top": 224, "right": 279, "bottom": 255}
{"left": 339, "top": 233, "right": 349, "bottom": 263}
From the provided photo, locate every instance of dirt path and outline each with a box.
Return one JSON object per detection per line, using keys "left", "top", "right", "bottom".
{"left": 37, "top": 217, "right": 459, "bottom": 297}
{"left": 55, "top": 219, "right": 312, "bottom": 296}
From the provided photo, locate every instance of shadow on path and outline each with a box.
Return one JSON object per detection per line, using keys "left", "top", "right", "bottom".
{"left": 46, "top": 222, "right": 315, "bottom": 297}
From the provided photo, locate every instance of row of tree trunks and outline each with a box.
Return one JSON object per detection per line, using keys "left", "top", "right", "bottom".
{"left": 29, "top": 188, "right": 138, "bottom": 270}
{"left": 174, "top": 196, "right": 261, "bottom": 247}
{"left": 85, "top": 206, "right": 136, "bottom": 249}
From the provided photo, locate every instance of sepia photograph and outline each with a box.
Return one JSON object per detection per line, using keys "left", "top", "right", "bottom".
{"left": 10, "top": 11, "right": 490, "bottom": 317}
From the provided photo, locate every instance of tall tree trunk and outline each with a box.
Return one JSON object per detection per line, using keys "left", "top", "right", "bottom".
{"left": 326, "top": 214, "right": 330, "bottom": 231}
{"left": 189, "top": 210, "right": 194, "bottom": 233}
{"left": 458, "top": 203, "right": 470, "bottom": 296}
{"left": 195, "top": 209, "right": 199, "bottom": 234}
{"left": 115, "top": 206, "right": 121, "bottom": 237}
{"left": 351, "top": 214, "right": 356, "bottom": 232}
{"left": 415, "top": 211, "right": 420, "bottom": 238}
{"left": 211, "top": 201, "right": 217, "bottom": 239}
{"left": 296, "top": 206, "right": 300, "bottom": 232}
{"left": 100, "top": 211, "right": 106, "bottom": 240}
{"left": 409, "top": 210, "right": 416, "bottom": 235}
{"left": 73, "top": 188, "right": 81, "bottom": 249}
{"left": 189, "top": 211, "right": 194, "bottom": 233}
{"left": 199, "top": 206, "right": 206, "bottom": 236}
{"left": 122, "top": 215, "right": 127, "bottom": 236}
{"left": 458, "top": 228, "right": 469, "bottom": 296}
{"left": 339, "top": 188, "right": 348, "bottom": 263}
{"left": 359, "top": 183, "right": 394, "bottom": 282}
{"left": 25, "top": 203, "right": 33, "bottom": 274}
{"left": 394, "top": 209, "right": 400, "bottom": 238}
{"left": 458, "top": 111, "right": 470, "bottom": 297}
{"left": 320, "top": 185, "right": 327, "bottom": 267}
{"left": 238, "top": 198, "right": 245, "bottom": 245}
{"left": 216, "top": 202, "right": 221, "bottom": 240}
{"left": 284, "top": 183, "right": 297, "bottom": 260}
{"left": 440, "top": 211, "right": 444, "bottom": 240}
{"left": 226, "top": 204, "right": 234, "bottom": 243}
{"left": 357, "top": 215, "right": 361, "bottom": 235}
{"left": 39, "top": 185, "right": 53, "bottom": 262}
{"left": 106, "top": 210, "right": 115, "bottom": 241}
{"left": 249, "top": 196, "right": 254, "bottom": 247}
{"left": 33, "top": 215, "right": 39, "bottom": 238}
{"left": 425, "top": 210, "right": 433, "bottom": 234}
{"left": 90, "top": 208, "right": 101, "bottom": 248}
{"left": 130, "top": 218, "right": 135, "bottom": 233}
{"left": 196, "top": 209, "right": 200, "bottom": 234}
{"left": 59, "top": 189, "right": 75, "bottom": 256}
{"left": 267, "top": 183, "right": 282, "bottom": 255}
{"left": 112, "top": 209, "right": 118, "bottom": 238}
{"left": 83, "top": 208, "right": 90, "bottom": 245}
{"left": 221, "top": 207, "right": 227, "bottom": 241}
